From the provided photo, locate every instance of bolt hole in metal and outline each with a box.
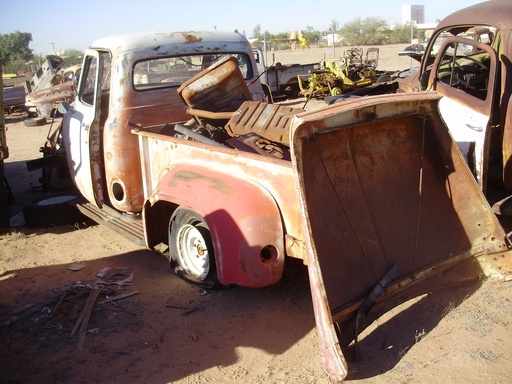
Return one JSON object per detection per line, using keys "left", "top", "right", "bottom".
{"left": 112, "top": 182, "right": 125, "bottom": 201}
{"left": 260, "top": 245, "right": 278, "bottom": 263}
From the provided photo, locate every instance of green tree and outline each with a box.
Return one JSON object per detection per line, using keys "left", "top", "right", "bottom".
{"left": 303, "top": 26, "right": 322, "bottom": 46}
{"left": 252, "top": 24, "right": 263, "bottom": 41}
{"left": 389, "top": 23, "right": 418, "bottom": 44}
{"left": 61, "top": 49, "right": 84, "bottom": 66}
{"left": 328, "top": 19, "right": 339, "bottom": 34}
{"left": 0, "top": 31, "right": 33, "bottom": 66}
{"left": 339, "top": 17, "right": 390, "bottom": 45}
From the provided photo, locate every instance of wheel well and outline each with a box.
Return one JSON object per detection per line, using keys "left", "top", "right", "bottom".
{"left": 143, "top": 199, "right": 179, "bottom": 248}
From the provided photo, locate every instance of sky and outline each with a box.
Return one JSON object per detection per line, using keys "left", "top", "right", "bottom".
{"left": 1, "top": 0, "right": 486, "bottom": 55}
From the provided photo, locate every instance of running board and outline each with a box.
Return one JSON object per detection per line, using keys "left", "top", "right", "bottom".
{"left": 77, "top": 203, "right": 146, "bottom": 246}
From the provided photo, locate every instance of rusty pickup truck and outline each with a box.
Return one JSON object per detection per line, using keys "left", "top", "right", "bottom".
{"left": 58, "top": 29, "right": 511, "bottom": 381}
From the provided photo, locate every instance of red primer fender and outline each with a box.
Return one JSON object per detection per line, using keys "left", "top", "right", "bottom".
{"left": 149, "top": 164, "right": 285, "bottom": 287}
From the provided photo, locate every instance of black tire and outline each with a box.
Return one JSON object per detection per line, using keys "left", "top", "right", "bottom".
{"left": 24, "top": 117, "right": 47, "bottom": 127}
{"left": 23, "top": 194, "right": 86, "bottom": 227}
{"left": 169, "top": 208, "right": 220, "bottom": 288}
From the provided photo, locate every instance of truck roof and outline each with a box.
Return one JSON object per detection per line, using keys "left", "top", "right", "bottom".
{"left": 437, "top": 0, "right": 512, "bottom": 31}
{"left": 89, "top": 30, "right": 251, "bottom": 54}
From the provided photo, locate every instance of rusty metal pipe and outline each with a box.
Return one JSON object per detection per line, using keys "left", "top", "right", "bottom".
{"left": 174, "top": 124, "right": 225, "bottom": 148}
{"left": 186, "top": 108, "right": 234, "bottom": 120}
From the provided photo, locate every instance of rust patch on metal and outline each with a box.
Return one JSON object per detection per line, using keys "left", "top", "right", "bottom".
{"left": 171, "top": 170, "right": 235, "bottom": 196}
{"left": 182, "top": 33, "right": 203, "bottom": 44}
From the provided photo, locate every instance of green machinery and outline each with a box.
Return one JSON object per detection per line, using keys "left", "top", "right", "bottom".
{"left": 298, "top": 48, "right": 384, "bottom": 98}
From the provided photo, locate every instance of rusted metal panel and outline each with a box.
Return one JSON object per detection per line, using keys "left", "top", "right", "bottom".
{"left": 25, "top": 82, "right": 77, "bottom": 118}
{"left": 225, "top": 101, "right": 301, "bottom": 145}
{"left": 136, "top": 129, "right": 307, "bottom": 285}
{"left": 27, "top": 55, "right": 66, "bottom": 93}
{"left": 290, "top": 92, "right": 512, "bottom": 381}
{"left": 85, "top": 31, "right": 266, "bottom": 214}
{"left": 436, "top": 0, "right": 512, "bottom": 31}
{"left": 135, "top": 128, "right": 305, "bottom": 263}
{"left": 25, "top": 65, "right": 81, "bottom": 118}
{"left": 158, "top": 165, "right": 285, "bottom": 287}
{"left": 178, "top": 56, "right": 253, "bottom": 113}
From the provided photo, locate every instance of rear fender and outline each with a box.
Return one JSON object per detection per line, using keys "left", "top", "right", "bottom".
{"left": 145, "top": 164, "right": 285, "bottom": 287}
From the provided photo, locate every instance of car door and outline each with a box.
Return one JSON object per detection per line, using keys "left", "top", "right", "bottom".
{"left": 428, "top": 37, "right": 498, "bottom": 192}
{"left": 63, "top": 49, "right": 108, "bottom": 208}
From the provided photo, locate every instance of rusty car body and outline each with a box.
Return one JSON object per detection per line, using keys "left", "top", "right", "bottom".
{"left": 58, "top": 28, "right": 512, "bottom": 381}
{"left": 25, "top": 64, "right": 81, "bottom": 118}
{"left": 331, "top": 0, "right": 512, "bottom": 213}
{"left": 26, "top": 55, "right": 67, "bottom": 94}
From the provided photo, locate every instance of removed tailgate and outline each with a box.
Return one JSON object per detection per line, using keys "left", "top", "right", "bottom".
{"left": 290, "top": 92, "right": 512, "bottom": 380}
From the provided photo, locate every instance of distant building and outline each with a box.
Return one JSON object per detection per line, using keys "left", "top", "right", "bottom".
{"left": 402, "top": 4, "right": 425, "bottom": 24}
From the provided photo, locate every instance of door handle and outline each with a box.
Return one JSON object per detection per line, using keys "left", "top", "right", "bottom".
{"left": 466, "top": 123, "right": 483, "bottom": 132}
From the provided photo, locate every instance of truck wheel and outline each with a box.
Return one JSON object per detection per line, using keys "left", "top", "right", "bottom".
{"left": 169, "top": 208, "right": 219, "bottom": 287}
{"left": 23, "top": 194, "right": 86, "bottom": 227}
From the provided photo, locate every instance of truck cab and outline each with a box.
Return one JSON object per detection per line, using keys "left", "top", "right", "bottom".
{"left": 62, "top": 31, "right": 265, "bottom": 214}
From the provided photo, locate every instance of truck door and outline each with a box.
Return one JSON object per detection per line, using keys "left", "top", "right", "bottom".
{"left": 428, "top": 37, "right": 498, "bottom": 192}
{"left": 64, "top": 49, "right": 110, "bottom": 207}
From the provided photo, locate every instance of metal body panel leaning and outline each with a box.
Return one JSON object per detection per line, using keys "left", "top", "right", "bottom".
{"left": 290, "top": 91, "right": 512, "bottom": 381}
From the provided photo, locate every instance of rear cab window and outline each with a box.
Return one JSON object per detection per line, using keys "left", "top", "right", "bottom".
{"left": 133, "top": 53, "right": 253, "bottom": 90}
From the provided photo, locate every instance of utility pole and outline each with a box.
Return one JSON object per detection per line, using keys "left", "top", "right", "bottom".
{"left": 0, "top": 59, "right": 11, "bottom": 227}
{"left": 332, "top": 31, "right": 335, "bottom": 58}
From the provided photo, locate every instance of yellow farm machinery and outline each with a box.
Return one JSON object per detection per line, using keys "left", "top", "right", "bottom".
{"left": 298, "top": 47, "right": 384, "bottom": 98}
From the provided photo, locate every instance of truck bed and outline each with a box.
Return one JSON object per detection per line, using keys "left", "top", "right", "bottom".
{"left": 133, "top": 118, "right": 306, "bottom": 261}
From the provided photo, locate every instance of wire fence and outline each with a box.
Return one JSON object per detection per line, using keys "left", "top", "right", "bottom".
{"left": 260, "top": 43, "right": 422, "bottom": 73}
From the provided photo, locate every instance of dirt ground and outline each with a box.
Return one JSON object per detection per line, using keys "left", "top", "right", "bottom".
{"left": 1, "top": 47, "right": 511, "bottom": 383}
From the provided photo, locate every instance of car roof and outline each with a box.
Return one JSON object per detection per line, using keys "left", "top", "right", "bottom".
{"left": 437, "top": 0, "right": 512, "bottom": 32}
{"left": 89, "top": 30, "right": 250, "bottom": 55}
